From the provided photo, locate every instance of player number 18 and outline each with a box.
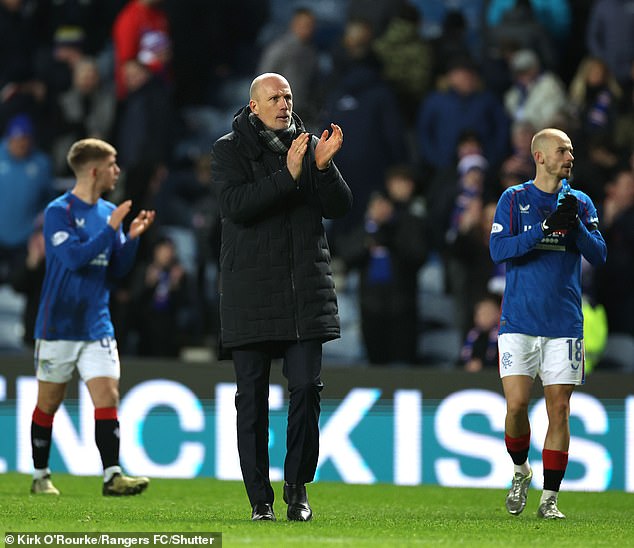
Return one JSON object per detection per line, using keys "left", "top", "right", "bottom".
{"left": 566, "top": 338, "right": 583, "bottom": 364}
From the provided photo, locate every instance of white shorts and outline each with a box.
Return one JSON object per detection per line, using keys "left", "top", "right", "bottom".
{"left": 498, "top": 333, "right": 585, "bottom": 386}
{"left": 34, "top": 338, "right": 121, "bottom": 383}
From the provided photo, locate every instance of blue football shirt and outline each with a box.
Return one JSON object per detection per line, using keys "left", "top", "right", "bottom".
{"left": 35, "top": 191, "right": 139, "bottom": 340}
{"left": 489, "top": 181, "right": 606, "bottom": 338}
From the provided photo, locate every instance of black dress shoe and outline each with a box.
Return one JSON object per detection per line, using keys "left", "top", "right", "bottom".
{"left": 251, "top": 502, "right": 276, "bottom": 521}
{"left": 283, "top": 482, "right": 312, "bottom": 521}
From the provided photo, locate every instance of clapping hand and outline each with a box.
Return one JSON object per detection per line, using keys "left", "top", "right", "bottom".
{"left": 542, "top": 194, "right": 578, "bottom": 235}
{"left": 315, "top": 123, "right": 343, "bottom": 171}
{"left": 129, "top": 209, "right": 156, "bottom": 239}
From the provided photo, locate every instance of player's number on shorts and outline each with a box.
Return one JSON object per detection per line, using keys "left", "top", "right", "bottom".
{"left": 566, "top": 338, "right": 583, "bottom": 365}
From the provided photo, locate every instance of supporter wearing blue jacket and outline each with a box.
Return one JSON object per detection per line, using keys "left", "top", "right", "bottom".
{"left": 0, "top": 114, "right": 54, "bottom": 283}
{"left": 416, "top": 57, "right": 509, "bottom": 173}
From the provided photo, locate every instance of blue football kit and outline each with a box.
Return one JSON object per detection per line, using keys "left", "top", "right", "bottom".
{"left": 490, "top": 180, "right": 607, "bottom": 339}
{"left": 34, "top": 191, "right": 139, "bottom": 341}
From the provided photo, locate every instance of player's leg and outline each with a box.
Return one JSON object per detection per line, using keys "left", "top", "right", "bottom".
{"left": 81, "top": 338, "right": 148, "bottom": 496}
{"left": 501, "top": 375, "right": 534, "bottom": 514}
{"left": 537, "top": 336, "right": 583, "bottom": 519}
{"left": 31, "top": 380, "right": 67, "bottom": 494}
{"left": 31, "top": 340, "right": 77, "bottom": 495}
{"left": 537, "top": 383, "right": 574, "bottom": 519}
{"left": 499, "top": 333, "right": 538, "bottom": 515}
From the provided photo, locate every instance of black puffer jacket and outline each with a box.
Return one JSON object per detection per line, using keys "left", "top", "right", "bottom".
{"left": 211, "top": 107, "right": 352, "bottom": 348}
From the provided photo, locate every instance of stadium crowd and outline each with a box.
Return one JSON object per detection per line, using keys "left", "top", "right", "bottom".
{"left": 0, "top": 0, "right": 632, "bottom": 370}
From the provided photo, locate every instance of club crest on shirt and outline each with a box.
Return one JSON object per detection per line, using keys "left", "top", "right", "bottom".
{"left": 51, "top": 231, "right": 69, "bottom": 246}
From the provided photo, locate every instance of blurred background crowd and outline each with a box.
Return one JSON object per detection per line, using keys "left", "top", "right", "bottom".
{"left": 0, "top": 0, "right": 632, "bottom": 372}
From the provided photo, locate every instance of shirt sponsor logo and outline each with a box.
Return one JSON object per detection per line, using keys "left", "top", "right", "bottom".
{"left": 90, "top": 252, "right": 109, "bottom": 267}
{"left": 51, "top": 231, "right": 69, "bottom": 246}
{"left": 536, "top": 233, "right": 566, "bottom": 251}
{"left": 491, "top": 222, "right": 503, "bottom": 233}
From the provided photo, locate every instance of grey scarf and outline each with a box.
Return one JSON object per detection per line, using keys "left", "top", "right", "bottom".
{"left": 249, "top": 112, "right": 297, "bottom": 154}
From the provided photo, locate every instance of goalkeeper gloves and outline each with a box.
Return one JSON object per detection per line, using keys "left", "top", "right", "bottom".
{"left": 542, "top": 194, "right": 578, "bottom": 235}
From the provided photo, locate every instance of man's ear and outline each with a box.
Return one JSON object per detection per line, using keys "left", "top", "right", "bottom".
{"left": 249, "top": 99, "right": 258, "bottom": 114}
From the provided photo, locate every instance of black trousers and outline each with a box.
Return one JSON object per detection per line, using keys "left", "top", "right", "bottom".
{"left": 232, "top": 339, "right": 323, "bottom": 506}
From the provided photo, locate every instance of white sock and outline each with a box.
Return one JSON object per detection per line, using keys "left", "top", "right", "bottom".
{"left": 104, "top": 465, "right": 122, "bottom": 483}
{"left": 540, "top": 489, "right": 558, "bottom": 504}
{"left": 33, "top": 467, "right": 51, "bottom": 480}
{"left": 514, "top": 461, "right": 531, "bottom": 476}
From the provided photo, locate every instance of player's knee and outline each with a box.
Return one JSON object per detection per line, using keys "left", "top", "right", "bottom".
{"left": 548, "top": 399, "right": 570, "bottom": 423}
{"left": 506, "top": 398, "right": 530, "bottom": 417}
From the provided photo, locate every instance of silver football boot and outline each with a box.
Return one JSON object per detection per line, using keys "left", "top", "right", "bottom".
{"left": 505, "top": 469, "right": 533, "bottom": 515}
{"left": 537, "top": 496, "right": 566, "bottom": 519}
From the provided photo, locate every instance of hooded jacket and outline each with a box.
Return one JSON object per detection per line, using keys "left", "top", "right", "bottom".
{"left": 211, "top": 106, "right": 352, "bottom": 348}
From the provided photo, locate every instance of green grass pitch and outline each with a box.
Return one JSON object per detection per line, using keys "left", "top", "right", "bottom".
{"left": 1, "top": 473, "right": 633, "bottom": 547}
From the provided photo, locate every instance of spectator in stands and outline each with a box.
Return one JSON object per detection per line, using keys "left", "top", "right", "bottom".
{"left": 326, "top": 17, "right": 377, "bottom": 89}
{"left": 430, "top": 9, "right": 471, "bottom": 82}
{"left": 166, "top": 1, "right": 268, "bottom": 108}
{"left": 9, "top": 216, "right": 45, "bottom": 346}
{"left": 0, "top": 0, "right": 46, "bottom": 131}
{"left": 495, "top": 120, "right": 536, "bottom": 196}
{"left": 0, "top": 114, "right": 54, "bottom": 284}
{"left": 152, "top": 152, "right": 217, "bottom": 270}
{"left": 460, "top": 293, "right": 501, "bottom": 372}
{"left": 445, "top": 151, "right": 489, "bottom": 246}
{"left": 132, "top": 236, "right": 194, "bottom": 357}
{"left": 614, "top": 60, "right": 634, "bottom": 154}
{"left": 595, "top": 168, "right": 634, "bottom": 337}
{"left": 586, "top": 0, "right": 634, "bottom": 87}
{"left": 338, "top": 165, "right": 428, "bottom": 365}
{"left": 416, "top": 56, "right": 509, "bottom": 175}
{"left": 115, "top": 59, "right": 173, "bottom": 208}
{"left": 321, "top": 18, "right": 408, "bottom": 239}
{"left": 32, "top": 0, "right": 126, "bottom": 58}
{"left": 346, "top": 0, "right": 406, "bottom": 37}
{"left": 112, "top": 0, "right": 171, "bottom": 100}
{"left": 568, "top": 133, "right": 621, "bottom": 204}
{"left": 485, "top": 0, "right": 558, "bottom": 72}
{"left": 568, "top": 56, "right": 622, "bottom": 144}
{"left": 425, "top": 131, "right": 487, "bottom": 252}
{"left": 257, "top": 7, "right": 319, "bottom": 129}
{"left": 486, "top": 0, "right": 571, "bottom": 44}
{"left": 446, "top": 199, "right": 505, "bottom": 339}
{"left": 35, "top": 25, "right": 86, "bottom": 97}
{"left": 373, "top": 3, "right": 434, "bottom": 125}
{"left": 51, "top": 57, "right": 116, "bottom": 176}
{"left": 504, "top": 49, "right": 568, "bottom": 131}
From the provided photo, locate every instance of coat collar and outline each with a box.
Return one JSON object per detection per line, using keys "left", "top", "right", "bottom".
{"left": 231, "top": 106, "right": 306, "bottom": 160}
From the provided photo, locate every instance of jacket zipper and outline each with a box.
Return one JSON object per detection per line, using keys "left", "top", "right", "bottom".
{"left": 281, "top": 154, "right": 301, "bottom": 340}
